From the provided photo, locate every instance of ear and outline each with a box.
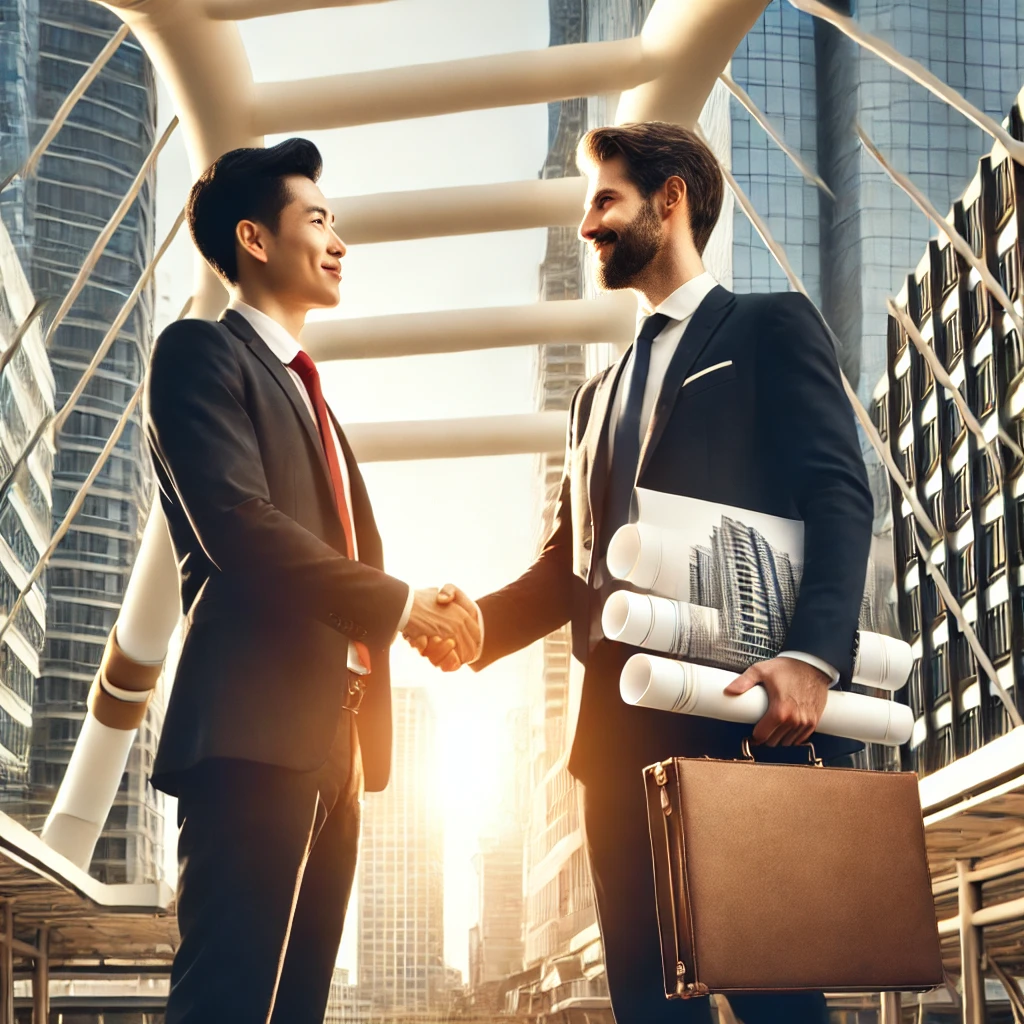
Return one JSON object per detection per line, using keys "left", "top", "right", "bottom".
{"left": 235, "top": 219, "right": 269, "bottom": 266}
{"left": 661, "top": 175, "right": 687, "bottom": 219}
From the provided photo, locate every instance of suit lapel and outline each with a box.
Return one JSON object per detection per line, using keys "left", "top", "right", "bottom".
{"left": 586, "top": 355, "right": 630, "bottom": 558}
{"left": 636, "top": 286, "right": 735, "bottom": 480}
{"left": 220, "top": 309, "right": 333, "bottom": 488}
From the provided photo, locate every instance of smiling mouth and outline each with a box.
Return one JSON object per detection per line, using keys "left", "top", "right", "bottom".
{"left": 322, "top": 265, "right": 342, "bottom": 279}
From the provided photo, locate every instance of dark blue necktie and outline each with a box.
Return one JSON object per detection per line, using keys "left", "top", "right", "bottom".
{"left": 600, "top": 312, "right": 672, "bottom": 553}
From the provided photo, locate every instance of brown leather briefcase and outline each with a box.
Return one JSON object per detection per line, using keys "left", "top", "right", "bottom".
{"left": 644, "top": 744, "right": 943, "bottom": 999}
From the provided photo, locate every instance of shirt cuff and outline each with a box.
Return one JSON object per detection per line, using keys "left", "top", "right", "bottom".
{"left": 778, "top": 650, "right": 840, "bottom": 687}
{"left": 395, "top": 585, "right": 415, "bottom": 637}
{"left": 467, "top": 600, "right": 485, "bottom": 665}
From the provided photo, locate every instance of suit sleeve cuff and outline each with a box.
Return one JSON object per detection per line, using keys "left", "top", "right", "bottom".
{"left": 467, "top": 600, "right": 485, "bottom": 665}
{"left": 778, "top": 650, "right": 840, "bottom": 687}
{"left": 394, "top": 585, "right": 414, "bottom": 639}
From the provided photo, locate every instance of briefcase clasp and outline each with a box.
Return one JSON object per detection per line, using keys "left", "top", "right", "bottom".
{"left": 740, "top": 736, "right": 823, "bottom": 768}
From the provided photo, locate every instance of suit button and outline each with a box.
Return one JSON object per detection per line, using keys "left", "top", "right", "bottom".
{"left": 583, "top": 538, "right": 592, "bottom": 551}
{"left": 342, "top": 620, "right": 354, "bottom": 632}
{"left": 357, "top": 628, "right": 368, "bottom": 640}
{"left": 329, "top": 612, "right": 341, "bottom": 629}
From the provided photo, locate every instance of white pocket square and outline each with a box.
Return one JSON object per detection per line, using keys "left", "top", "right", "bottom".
{"left": 683, "top": 360, "right": 733, "bottom": 388}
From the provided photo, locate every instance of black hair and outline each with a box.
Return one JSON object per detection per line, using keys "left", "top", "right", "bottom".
{"left": 186, "top": 138, "right": 323, "bottom": 283}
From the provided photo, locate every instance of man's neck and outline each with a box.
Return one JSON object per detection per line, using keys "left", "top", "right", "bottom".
{"left": 634, "top": 251, "right": 707, "bottom": 312}
{"left": 232, "top": 288, "right": 308, "bottom": 342}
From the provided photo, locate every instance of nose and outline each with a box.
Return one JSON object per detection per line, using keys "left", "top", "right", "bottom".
{"left": 579, "top": 207, "right": 602, "bottom": 243}
{"left": 329, "top": 226, "right": 346, "bottom": 258}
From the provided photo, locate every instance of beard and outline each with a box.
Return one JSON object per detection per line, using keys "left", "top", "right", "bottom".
{"left": 593, "top": 198, "right": 662, "bottom": 290}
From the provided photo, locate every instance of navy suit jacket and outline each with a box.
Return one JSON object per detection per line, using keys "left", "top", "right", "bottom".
{"left": 473, "top": 287, "right": 874, "bottom": 781}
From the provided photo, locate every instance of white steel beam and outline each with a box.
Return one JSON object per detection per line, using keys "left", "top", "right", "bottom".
{"left": 331, "top": 177, "right": 585, "bottom": 245}
{"left": 205, "top": 0, "right": 391, "bottom": 19}
{"left": 302, "top": 296, "right": 635, "bottom": 361}
{"left": 615, "top": 0, "right": 769, "bottom": 125}
{"left": 345, "top": 412, "right": 567, "bottom": 463}
{"left": 102, "top": 0, "right": 258, "bottom": 319}
{"left": 253, "top": 38, "right": 647, "bottom": 134}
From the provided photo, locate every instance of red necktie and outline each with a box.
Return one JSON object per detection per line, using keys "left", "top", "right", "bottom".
{"left": 288, "top": 350, "right": 371, "bottom": 673}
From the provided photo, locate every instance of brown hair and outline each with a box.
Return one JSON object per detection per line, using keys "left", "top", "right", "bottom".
{"left": 577, "top": 122, "right": 724, "bottom": 255}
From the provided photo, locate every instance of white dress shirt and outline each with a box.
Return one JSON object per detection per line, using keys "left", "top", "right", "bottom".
{"left": 606, "top": 274, "right": 839, "bottom": 685}
{"left": 228, "top": 301, "right": 414, "bottom": 671}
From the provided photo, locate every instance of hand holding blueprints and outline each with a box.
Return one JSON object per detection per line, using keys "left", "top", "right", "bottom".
{"left": 620, "top": 654, "right": 914, "bottom": 746}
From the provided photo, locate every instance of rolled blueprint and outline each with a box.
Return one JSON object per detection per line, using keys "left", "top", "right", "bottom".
{"left": 852, "top": 630, "right": 915, "bottom": 692}
{"left": 606, "top": 523, "right": 693, "bottom": 600}
{"left": 603, "top": 591, "right": 914, "bottom": 691}
{"left": 602, "top": 590, "right": 722, "bottom": 661}
{"left": 620, "top": 654, "right": 914, "bottom": 746}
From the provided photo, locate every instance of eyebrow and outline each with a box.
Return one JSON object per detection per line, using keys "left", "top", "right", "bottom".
{"left": 305, "top": 205, "right": 335, "bottom": 224}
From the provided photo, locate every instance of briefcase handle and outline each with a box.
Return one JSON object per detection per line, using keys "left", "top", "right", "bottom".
{"left": 740, "top": 736, "right": 824, "bottom": 767}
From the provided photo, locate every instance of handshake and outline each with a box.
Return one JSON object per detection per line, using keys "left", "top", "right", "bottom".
{"left": 402, "top": 584, "right": 481, "bottom": 672}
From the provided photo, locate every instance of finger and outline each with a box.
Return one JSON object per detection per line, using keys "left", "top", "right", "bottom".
{"left": 451, "top": 608, "right": 478, "bottom": 663}
{"left": 793, "top": 721, "right": 818, "bottom": 746}
{"left": 436, "top": 585, "right": 455, "bottom": 605}
{"left": 408, "top": 635, "right": 428, "bottom": 654}
{"left": 440, "top": 649, "right": 461, "bottom": 672}
{"left": 724, "top": 669, "right": 760, "bottom": 695}
{"left": 426, "top": 638, "right": 456, "bottom": 666}
{"left": 752, "top": 701, "right": 789, "bottom": 745}
{"left": 768, "top": 714, "right": 811, "bottom": 748}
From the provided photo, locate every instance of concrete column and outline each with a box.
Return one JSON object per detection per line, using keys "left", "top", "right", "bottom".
{"left": 42, "top": 504, "right": 178, "bottom": 868}
{"left": 32, "top": 929, "right": 48, "bottom": 1024}
{"left": 879, "top": 991, "right": 902, "bottom": 1024}
{"left": 957, "top": 859, "right": 986, "bottom": 1024}
{"left": 0, "top": 903, "right": 13, "bottom": 1024}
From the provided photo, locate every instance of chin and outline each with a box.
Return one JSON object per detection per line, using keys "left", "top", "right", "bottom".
{"left": 313, "top": 287, "right": 342, "bottom": 309}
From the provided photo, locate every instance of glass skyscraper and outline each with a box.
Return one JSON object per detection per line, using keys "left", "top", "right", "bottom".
{"left": 0, "top": 0, "right": 164, "bottom": 885}
{"left": 357, "top": 686, "right": 445, "bottom": 1014}
{"left": 729, "top": 0, "right": 1024, "bottom": 406}
{"left": 0, "top": 211, "right": 55, "bottom": 799}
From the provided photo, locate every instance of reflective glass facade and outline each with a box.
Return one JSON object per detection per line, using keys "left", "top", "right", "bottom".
{"left": 358, "top": 686, "right": 446, "bottom": 1012}
{"left": 0, "top": 1, "right": 164, "bottom": 885}
{"left": 730, "top": 0, "right": 1024, "bottom": 407}
{"left": 0, "top": 210, "right": 55, "bottom": 798}
{"left": 876, "top": 104, "right": 1024, "bottom": 776}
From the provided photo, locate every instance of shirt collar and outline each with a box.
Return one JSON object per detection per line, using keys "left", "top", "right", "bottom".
{"left": 635, "top": 271, "right": 718, "bottom": 334}
{"left": 227, "top": 299, "right": 303, "bottom": 366}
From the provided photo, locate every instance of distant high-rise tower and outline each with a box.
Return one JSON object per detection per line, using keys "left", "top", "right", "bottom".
{"left": 469, "top": 831, "right": 524, "bottom": 1000}
{"left": 357, "top": 686, "right": 445, "bottom": 1014}
{"left": 0, "top": 1, "right": 164, "bottom": 885}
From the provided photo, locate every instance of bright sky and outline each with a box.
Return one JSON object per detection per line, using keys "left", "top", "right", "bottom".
{"left": 154, "top": 0, "right": 554, "bottom": 981}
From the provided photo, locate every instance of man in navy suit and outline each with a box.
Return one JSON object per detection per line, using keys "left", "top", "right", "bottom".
{"left": 416, "top": 122, "right": 873, "bottom": 1023}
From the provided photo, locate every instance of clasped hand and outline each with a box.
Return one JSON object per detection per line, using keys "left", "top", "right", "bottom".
{"left": 724, "top": 656, "right": 830, "bottom": 747}
{"left": 402, "top": 585, "right": 479, "bottom": 672}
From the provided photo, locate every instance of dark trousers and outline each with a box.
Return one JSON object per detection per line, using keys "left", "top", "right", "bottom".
{"left": 580, "top": 774, "right": 830, "bottom": 1024}
{"left": 166, "top": 714, "right": 362, "bottom": 1024}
